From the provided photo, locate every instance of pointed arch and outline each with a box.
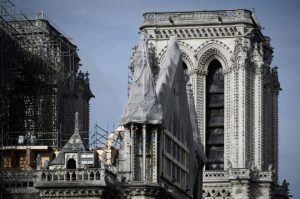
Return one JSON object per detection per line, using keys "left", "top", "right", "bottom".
{"left": 205, "top": 59, "right": 224, "bottom": 170}
{"left": 198, "top": 48, "right": 229, "bottom": 72}
{"left": 157, "top": 41, "right": 196, "bottom": 71}
{"left": 196, "top": 41, "right": 233, "bottom": 72}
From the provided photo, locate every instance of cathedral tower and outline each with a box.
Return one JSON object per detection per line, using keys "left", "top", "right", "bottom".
{"left": 139, "top": 10, "right": 288, "bottom": 198}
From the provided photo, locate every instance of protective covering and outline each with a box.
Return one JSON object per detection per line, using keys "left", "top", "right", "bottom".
{"left": 186, "top": 81, "right": 206, "bottom": 161}
{"left": 120, "top": 33, "right": 162, "bottom": 125}
{"left": 155, "top": 36, "right": 201, "bottom": 195}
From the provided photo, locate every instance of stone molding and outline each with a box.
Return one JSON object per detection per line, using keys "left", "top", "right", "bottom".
{"left": 142, "top": 10, "right": 254, "bottom": 27}
{"left": 203, "top": 169, "right": 274, "bottom": 183}
{"left": 122, "top": 182, "right": 172, "bottom": 198}
{"left": 40, "top": 189, "right": 104, "bottom": 198}
{"left": 146, "top": 26, "right": 243, "bottom": 40}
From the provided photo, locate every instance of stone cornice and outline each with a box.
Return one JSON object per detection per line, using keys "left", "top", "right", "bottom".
{"left": 141, "top": 10, "right": 255, "bottom": 28}
{"left": 145, "top": 26, "right": 243, "bottom": 40}
{"left": 203, "top": 169, "right": 275, "bottom": 183}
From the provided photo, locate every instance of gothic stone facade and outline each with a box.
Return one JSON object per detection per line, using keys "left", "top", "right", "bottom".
{"left": 139, "top": 10, "right": 287, "bottom": 198}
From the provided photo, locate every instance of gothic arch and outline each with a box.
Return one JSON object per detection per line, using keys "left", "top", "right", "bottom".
{"left": 196, "top": 41, "right": 232, "bottom": 72}
{"left": 195, "top": 39, "right": 233, "bottom": 56}
{"left": 198, "top": 48, "right": 229, "bottom": 72}
{"left": 157, "top": 41, "right": 195, "bottom": 70}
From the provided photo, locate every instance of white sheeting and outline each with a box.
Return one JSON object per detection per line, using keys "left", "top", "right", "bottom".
{"left": 120, "top": 33, "right": 162, "bottom": 125}
{"left": 156, "top": 36, "right": 200, "bottom": 194}
{"left": 119, "top": 35, "right": 205, "bottom": 195}
{"left": 187, "top": 81, "right": 206, "bottom": 162}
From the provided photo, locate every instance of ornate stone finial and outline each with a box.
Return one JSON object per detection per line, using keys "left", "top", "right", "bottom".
{"left": 44, "top": 160, "right": 49, "bottom": 170}
{"left": 282, "top": 179, "right": 289, "bottom": 189}
{"left": 85, "top": 72, "right": 90, "bottom": 80}
{"left": 75, "top": 112, "right": 79, "bottom": 131}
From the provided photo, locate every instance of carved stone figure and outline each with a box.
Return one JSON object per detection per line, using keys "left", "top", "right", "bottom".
{"left": 36, "top": 153, "right": 41, "bottom": 170}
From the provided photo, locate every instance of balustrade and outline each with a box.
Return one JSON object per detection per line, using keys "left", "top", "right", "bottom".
{"left": 0, "top": 171, "right": 36, "bottom": 189}
{"left": 254, "top": 171, "right": 273, "bottom": 182}
{"left": 229, "top": 168, "right": 250, "bottom": 179}
{"left": 39, "top": 169, "right": 104, "bottom": 182}
{"left": 203, "top": 171, "right": 228, "bottom": 182}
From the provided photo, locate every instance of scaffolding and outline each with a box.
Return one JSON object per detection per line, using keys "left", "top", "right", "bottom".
{"left": 90, "top": 124, "right": 121, "bottom": 150}
{"left": 0, "top": 0, "right": 93, "bottom": 149}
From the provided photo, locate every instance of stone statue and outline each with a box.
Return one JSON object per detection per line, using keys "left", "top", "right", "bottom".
{"left": 36, "top": 153, "right": 41, "bottom": 170}
{"left": 44, "top": 160, "right": 49, "bottom": 170}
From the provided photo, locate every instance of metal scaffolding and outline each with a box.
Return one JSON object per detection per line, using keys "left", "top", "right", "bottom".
{"left": 0, "top": 0, "right": 93, "bottom": 149}
{"left": 90, "top": 124, "right": 121, "bottom": 150}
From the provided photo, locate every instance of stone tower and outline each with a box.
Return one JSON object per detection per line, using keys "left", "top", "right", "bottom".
{"left": 139, "top": 10, "right": 288, "bottom": 198}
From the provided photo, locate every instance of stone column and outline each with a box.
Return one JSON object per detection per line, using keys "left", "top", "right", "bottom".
{"left": 142, "top": 124, "right": 147, "bottom": 181}
{"left": 152, "top": 128, "right": 158, "bottom": 183}
{"left": 188, "top": 69, "right": 207, "bottom": 151}
{"left": 238, "top": 63, "right": 247, "bottom": 168}
{"left": 231, "top": 67, "right": 239, "bottom": 167}
{"left": 223, "top": 68, "right": 232, "bottom": 170}
{"left": 254, "top": 66, "right": 264, "bottom": 170}
{"left": 130, "top": 123, "right": 135, "bottom": 181}
{"left": 188, "top": 70, "right": 201, "bottom": 142}
{"left": 272, "top": 87, "right": 279, "bottom": 178}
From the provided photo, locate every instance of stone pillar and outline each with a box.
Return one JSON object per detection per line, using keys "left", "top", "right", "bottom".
{"left": 238, "top": 64, "right": 247, "bottom": 168}
{"left": 232, "top": 67, "right": 239, "bottom": 167}
{"left": 254, "top": 66, "right": 264, "bottom": 170}
{"left": 188, "top": 70, "right": 202, "bottom": 142}
{"left": 142, "top": 124, "right": 147, "bottom": 181}
{"left": 223, "top": 68, "right": 231, "bottom": 170}
{"left": 272, "top": 87, "right": 279, "bottom": 179}
{"left": 188, "top": 69, "right": 207, "bottom": 152}
{"left": 131, "top": 123, "right": 135, "bottom": 181}
{"left": 152, "top": 128, "right": 158, "bottom": 183}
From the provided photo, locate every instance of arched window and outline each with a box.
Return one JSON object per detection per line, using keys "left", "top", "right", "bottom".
{"left": 206, "top": 59, "right": 224, "bottom": 170}
{"left": 66, "top": 158, "right": 76, "bottom": 169}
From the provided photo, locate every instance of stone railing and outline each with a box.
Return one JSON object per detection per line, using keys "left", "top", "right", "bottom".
{"left": 203, "top": 169, "right": 275, "bottom": 184}
{"left": 253, "top": 171, "right": 274, "bottom": 182}
{"left": 203, "top": 171, "right": 228, "bottom": 182}
{"left": 228, "top": 168, "right": 251, "bottom": 180}
{"left": 38, "top": 169, "right": 105, "bottom": 182}
{"left": 0, "top": 170, "right": 37, "bottom": 189}
{"left": 142, "top": 10, "right": 253, "bottom": 27}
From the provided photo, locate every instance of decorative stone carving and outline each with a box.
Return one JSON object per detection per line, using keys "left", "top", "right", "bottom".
{"left": 198, "top": 47, "right": 229, "bottom": 70}
{"left": 36, "top": 153, "right": 41, "bottom": 170}
{"left": 133, "top": 9, "right": 287, "bottom": 199}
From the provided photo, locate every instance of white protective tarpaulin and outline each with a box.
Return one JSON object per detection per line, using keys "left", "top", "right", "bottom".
{"left": 120, "top": 33, "right": 162, "bottom": 125}
{"left": 156, "top": 36, "right": 200, "bottom": 195}
{"left": 119, "top": 34, "right": 205, "bottom": 196}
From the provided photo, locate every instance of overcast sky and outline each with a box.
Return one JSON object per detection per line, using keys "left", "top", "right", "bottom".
{"left": 15, "top": 0, "right": 300, "bottom": 197}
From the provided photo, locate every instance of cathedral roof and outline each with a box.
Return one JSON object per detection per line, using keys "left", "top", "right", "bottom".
{"left": 51, "top": 112, "right": 85, "bottom": 165}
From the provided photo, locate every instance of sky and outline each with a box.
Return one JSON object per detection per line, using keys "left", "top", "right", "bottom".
{"left": 13, "top": 0, "right": 300, "bottom": 197}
